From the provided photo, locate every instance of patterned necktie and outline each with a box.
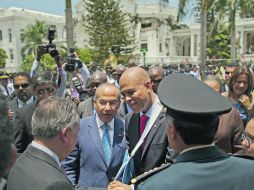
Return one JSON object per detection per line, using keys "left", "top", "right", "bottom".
{"left": 102, "top": 123, "right": 112, "bottom": 166}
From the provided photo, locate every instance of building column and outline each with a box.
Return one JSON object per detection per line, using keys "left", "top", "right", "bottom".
{"left": 190, "top": 34, "right": 194, "bottom": 57}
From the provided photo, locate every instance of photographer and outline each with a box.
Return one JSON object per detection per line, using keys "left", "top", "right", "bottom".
{"left": 66, "top": 49, "right": 90, "bottom": 100}
{"left": 30, "top": 46, "right": 66, "bottom": 97}
{"left": 30, "top": 25, "right": 66, "bottom": 97}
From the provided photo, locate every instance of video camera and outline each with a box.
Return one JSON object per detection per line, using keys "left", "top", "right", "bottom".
{"left": 72, "top": 76, "right": 89, "bottom": 101}
{"left": 65, "top": 48, "right": 83, "bottom": 72}
{"left": 41, "top": 25, "right": 58, "bottom": 57}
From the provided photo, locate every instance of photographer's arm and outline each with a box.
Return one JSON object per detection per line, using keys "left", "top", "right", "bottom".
{"left": 30, "top": 46, "right": 44, "bottom": 77}
{"left": 55, "top": 56, "right": 67, "bottom": 97}
{"left": 78, "top": 62, "right": 90, "bottom": 89}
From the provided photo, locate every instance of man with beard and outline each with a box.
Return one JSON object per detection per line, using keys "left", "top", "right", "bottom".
{"left": 8, "top": 72, "right": 35, "bottom": 122}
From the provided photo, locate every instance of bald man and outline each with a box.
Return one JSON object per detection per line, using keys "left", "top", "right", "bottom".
{"left": 147, "top": 66, "right": 165, "bottom": 93}
{"left": 78, "top": 71, "right": 108, "bottom": 118}
{"left": 119, "top": 67, "right": 175, "bottom": 177}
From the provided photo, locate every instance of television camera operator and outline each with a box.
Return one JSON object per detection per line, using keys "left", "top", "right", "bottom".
{"left": 64, "top": 48, "right": 90, "bottom": 103}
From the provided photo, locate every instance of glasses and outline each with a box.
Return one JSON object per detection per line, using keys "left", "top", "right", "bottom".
{"left": 225, "top": 71, "right": 233, "bottom": 75}
{"left": 242, "top": 133, "right": 254, "bottom": 144}
{"left": 89, "top": 82, "right": 102, "bottom": 88}
{"left": 98, "top": 99, "right": 118, "bottom": 107}
{"left": 14, "top": 83, "right": 30, "bottom": 89}
{"left": 36, "top": 87, "right": 55, "bottom": 95}
{"left": 151, "top": 79, "right": 162, "bottom": 84}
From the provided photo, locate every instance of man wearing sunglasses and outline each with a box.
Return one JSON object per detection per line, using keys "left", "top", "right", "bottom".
{"left": 13, "top": 71, "right": 57, "bottom": 154}
{"left": 147, "top": 66, "right": 164, "bottom": 94}
{"left": 8, "top": 72, "right": 35, "bottom": 121}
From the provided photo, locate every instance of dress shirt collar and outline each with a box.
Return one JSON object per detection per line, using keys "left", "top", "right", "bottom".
{"left": 18, "top": 96, "right": 34, "bottom": 108}
{"left": 140, "top": 95, "right": 161, "bottom": 118}
{"left": 95, "top": 113, "right": 114, "bottom": 130}
{"left": 31, "top": 141, "right": 61, "bottom": 167}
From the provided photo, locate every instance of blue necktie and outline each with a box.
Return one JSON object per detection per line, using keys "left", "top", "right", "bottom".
{"left": 102, "top": 123, "right": 112, "bottom": 166}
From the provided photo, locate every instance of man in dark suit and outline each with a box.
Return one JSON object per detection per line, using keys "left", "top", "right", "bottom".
{"left": 63, "top": 83, "right": 126, "bottom": 188}
{"left": 8, "top": 96, "right": 79, "bottom": 190}
{"left": 119, "top": 67, "right": 175, "bottom": 176}
{"left": 137, "top": 74, "right": 254, "bottom": 190}
{"left": 13, "top": 71, "right": 57, "bottom": 154}
{"left": 0, "top": 94, "right": 17, "bottom": 190}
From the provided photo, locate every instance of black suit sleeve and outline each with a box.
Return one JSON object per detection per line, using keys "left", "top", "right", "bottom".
{"left": 13, "top": 109, "right": 28, "bottom": 154}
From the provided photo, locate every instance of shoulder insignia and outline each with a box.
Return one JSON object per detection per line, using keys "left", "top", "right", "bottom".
{"left": 131, "top": 163, "right": 171, "bottom": 184}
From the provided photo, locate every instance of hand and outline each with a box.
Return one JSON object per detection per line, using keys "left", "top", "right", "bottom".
{"left": 36, "top": 44, "right": 47, "bottom": 61}
{"left": 8, "top": 109, "right": 14, "bottom": 120}
{"left": 108, "top": 181, "right": 132, "bottom": 190}
{"left": 239, "top": 95, "right": 252, "bottom": 110}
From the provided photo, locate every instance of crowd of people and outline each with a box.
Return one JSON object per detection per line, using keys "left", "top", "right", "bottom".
{"left": 1, "top": 47, "right": 254, "bottom": 190}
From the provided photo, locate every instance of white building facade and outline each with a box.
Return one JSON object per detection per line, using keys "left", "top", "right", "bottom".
{"left": 0, "top": 7, "right": 65, "bottom": 72}
{"left": 74, "top": 0, "right": 254, "bottom": 66}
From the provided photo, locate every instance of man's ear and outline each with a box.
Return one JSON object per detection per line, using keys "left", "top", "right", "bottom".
{"left": 167, "top": 124, "right": 177, "bottom": 140}
{"left": 144, "top": 81, "right": 152, "bottom": 89}
{"left": 60, "top": 127, "right": 70, "bottom": 143}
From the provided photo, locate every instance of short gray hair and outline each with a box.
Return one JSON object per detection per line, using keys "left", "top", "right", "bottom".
{"left": 32, "top": 96, "right": 79, "bottom": 139}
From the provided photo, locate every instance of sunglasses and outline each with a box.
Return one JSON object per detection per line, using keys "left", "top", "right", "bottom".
{"left": 225, "top": 71, "right": 233, "bottom": 75}
{"left": 14, "top": 83, "right": 30, "bottom": 89}
{"left": 36, "top": 87, "right": 55, "bottom": 95}
{"left": 151, "top": 79, "right": 162, "bottom": 84}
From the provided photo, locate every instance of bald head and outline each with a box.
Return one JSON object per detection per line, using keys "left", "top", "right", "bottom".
{"left": 148, "top": 66, "right": 164, "bottom": 78}
{"left": 246, "top": 119, "right": 254, "bottom": 137}
{"left": 91, "top": 71, "right": 107, "bottom": 83}
{"left": 148, "top": 66, "right": 165, "bottom": 93}
{"left": 120, "top": 67, "right": 155, "bottom": 113}
{"left": 120, "top": 67, "right": 151, "bottom": 86}
{"left": 204, "top": 77, "right": 221, "bottom": 93}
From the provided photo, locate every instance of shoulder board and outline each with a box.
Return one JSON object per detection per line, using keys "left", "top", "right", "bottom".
{"left": 229, "top": 153, "right": 254, "bottom": 160}
{"left": 131, "top": 163, "right": 171, "bottom": 184}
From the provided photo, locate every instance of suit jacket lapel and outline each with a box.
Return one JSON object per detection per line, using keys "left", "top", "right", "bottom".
{"left": 87, "top": 116, "right": 107, "bottom": 166}
{"left": 176, "top": 146, "right": 226, "bottom": 163}
{"left": 128, "top": 113, "right": 140, "bottom": 152}
{"left": 141, "top": 112, "right": 163, "bottom": 159}
{"left": 110, "top": 118, "right": 124, "bottom": 164}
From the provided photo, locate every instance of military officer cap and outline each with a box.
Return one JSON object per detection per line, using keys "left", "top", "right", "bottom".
{"left": 157, "top": 73, "right": 232, "bottom": 123}
{"left": 0, "top": 71, "right": 9, "bottom": 79}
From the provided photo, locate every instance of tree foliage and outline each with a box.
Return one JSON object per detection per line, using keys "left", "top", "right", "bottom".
{"left": 21, "top": 20, "right": 48, "bottom": 57}
{"left": 0, "top": 48, "right": 8, "bottom": 69}
{"left": 20, "top": 55, "right": 34, "bottom": 72}
{"left": 84, "top": 0, "right": 133, "bottom": 63}
{"left": 207, "top": 26, "right": 231, "bottom": 59}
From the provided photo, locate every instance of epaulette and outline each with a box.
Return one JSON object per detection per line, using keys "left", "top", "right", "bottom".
{"left": 131, "top": 163, "right": 171, "bottom": 184}
{"left": 229, "top": 153, "right": 254, "bottom": 160}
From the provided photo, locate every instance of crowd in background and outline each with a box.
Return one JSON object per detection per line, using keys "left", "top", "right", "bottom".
{"left": 1, "top": 46, "right": 254, "bottom": 190}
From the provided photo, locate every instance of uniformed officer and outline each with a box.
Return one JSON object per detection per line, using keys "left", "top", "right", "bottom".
{"left": 136, "top": 74, "right": 254, "bottom": 190}
{"left": 108, "top": 74, "right": 254, "bottom": 190}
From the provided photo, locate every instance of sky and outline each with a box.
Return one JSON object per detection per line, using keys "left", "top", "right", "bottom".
{"left": 0, "top": 0, "right": 179, "bottom": 16}
{"left": 0, "top": 0, "right": 80, "bottom": 15}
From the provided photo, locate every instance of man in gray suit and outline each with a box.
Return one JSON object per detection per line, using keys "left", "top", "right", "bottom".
{"left": 8, "top": 96, "right": 80, "bottom": 190}
{"left": 63, "top": 83, "right": 126, "bottom": 188}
